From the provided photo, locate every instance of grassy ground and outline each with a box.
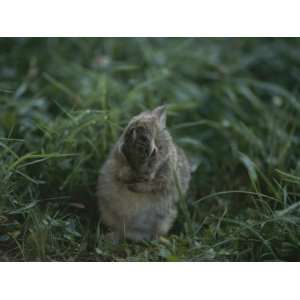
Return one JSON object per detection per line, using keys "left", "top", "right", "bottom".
{"left": 0, "top": 38, "right": 300, "bottom": 261}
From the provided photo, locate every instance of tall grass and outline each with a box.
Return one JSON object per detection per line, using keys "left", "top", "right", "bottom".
{"left": 0, "top": 38, "right": 300, "bottom": 261}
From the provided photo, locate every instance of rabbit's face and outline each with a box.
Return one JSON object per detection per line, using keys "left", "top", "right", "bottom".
{"left": 121, "top": 106, "right": 167, "bottom": 173}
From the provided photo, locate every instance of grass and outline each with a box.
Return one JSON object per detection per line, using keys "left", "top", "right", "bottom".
{"left": 0, "top": 37, "right": 300, "bottom": 261}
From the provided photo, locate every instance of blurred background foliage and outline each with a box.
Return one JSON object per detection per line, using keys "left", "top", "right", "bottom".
{"left": 0, "top": 38, "right": 300, "bottom": 261}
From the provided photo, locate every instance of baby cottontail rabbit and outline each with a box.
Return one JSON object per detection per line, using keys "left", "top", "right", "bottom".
{"left": 97, "top": 105, "right": 190, "bottom": 241}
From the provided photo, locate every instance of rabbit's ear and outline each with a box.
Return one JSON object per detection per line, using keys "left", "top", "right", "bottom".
{"left": 153, "top": 105, "right": 167, "bottom": 128}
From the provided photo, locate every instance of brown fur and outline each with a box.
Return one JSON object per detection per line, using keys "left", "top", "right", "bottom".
{"left": 97, "top": 106, "right": 190, "bottom": 241}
